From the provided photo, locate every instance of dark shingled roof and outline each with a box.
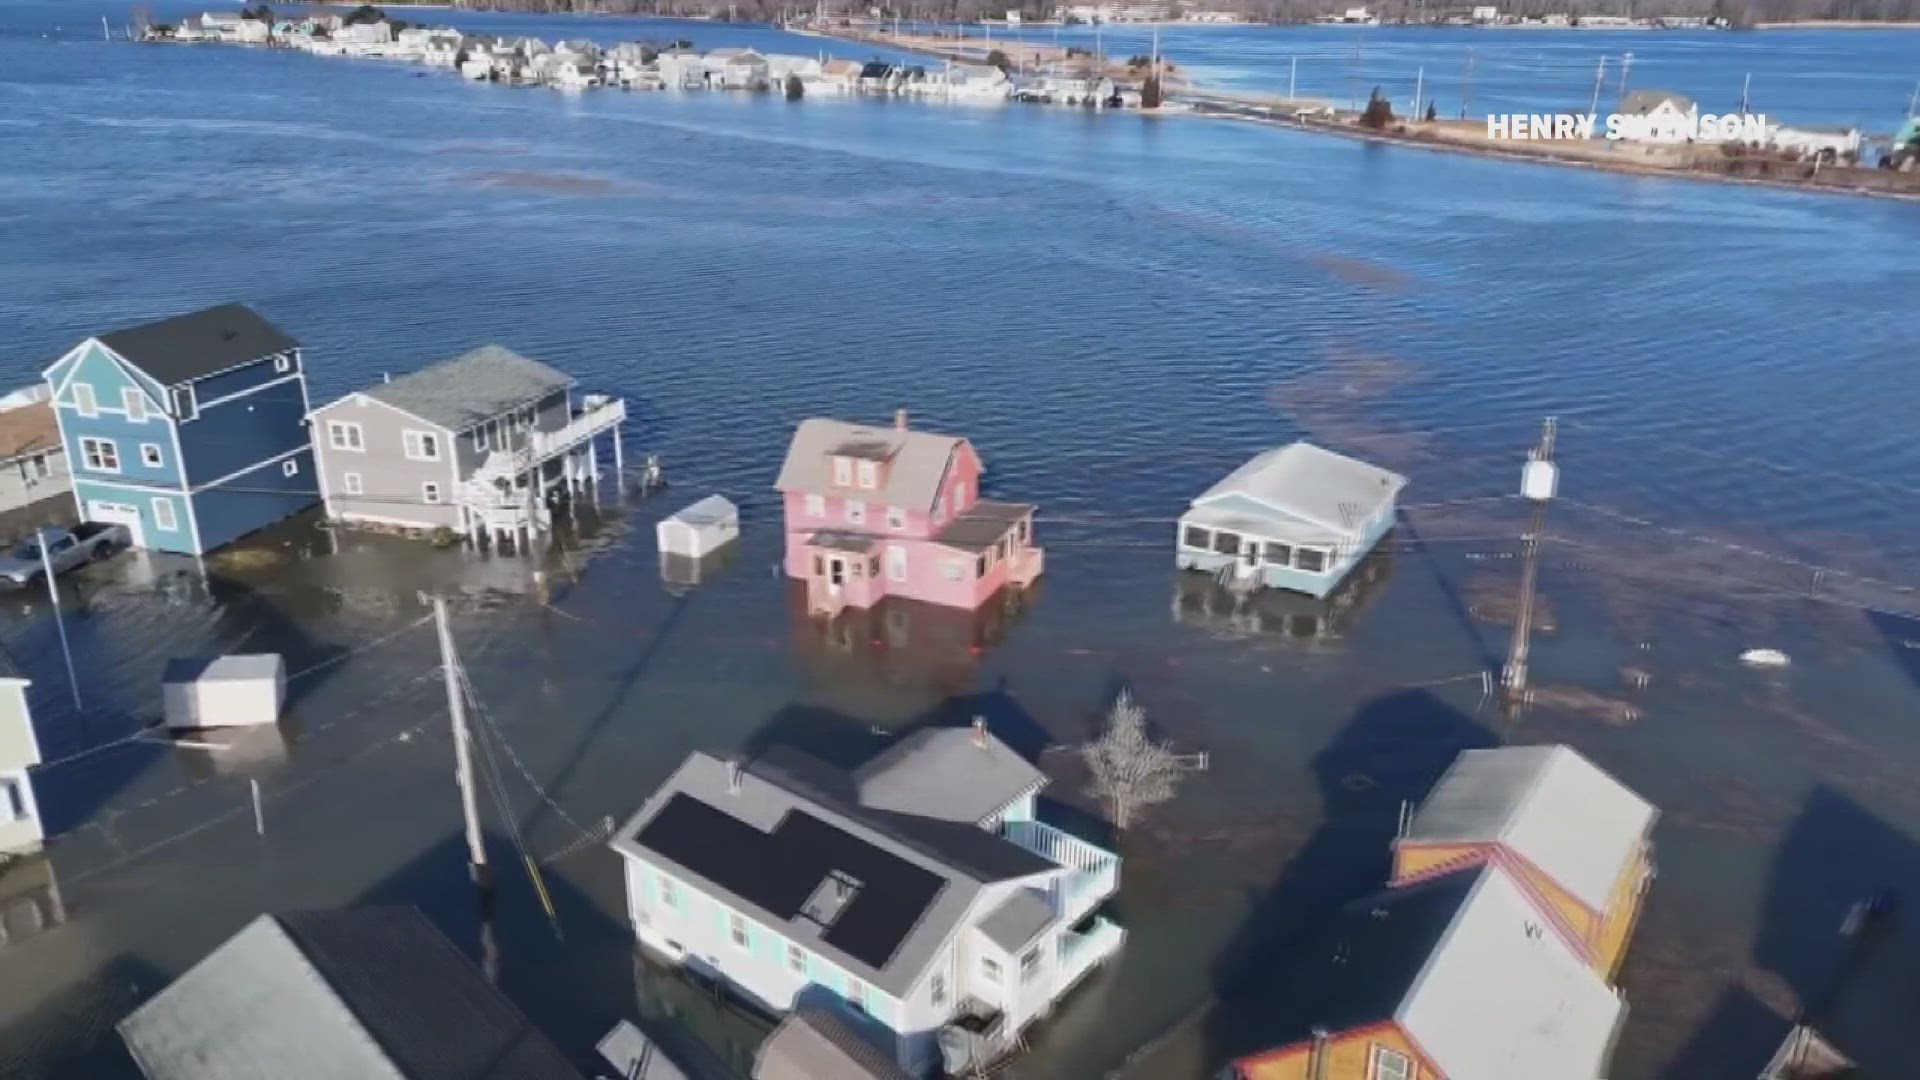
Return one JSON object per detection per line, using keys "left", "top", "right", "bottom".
{"left": 934, "top": 500, "right": 1032, "bottom": 554}
{"left": 117, "top": 906, "right": 581, "bottom": 1080}
{"left": 97, "top": 303, "right": 298, "bottom": 387}
{"left": 359, "top": 345, "right": 574, "bottom": 432}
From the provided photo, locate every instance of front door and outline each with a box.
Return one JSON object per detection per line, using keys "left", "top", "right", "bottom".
{"left": 827, "top": 557, "right": 846, "bottom": 595}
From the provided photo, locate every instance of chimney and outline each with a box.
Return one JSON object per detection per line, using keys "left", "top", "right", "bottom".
{"left": 894, "top": 407, "right": 909, "bottom": 432}
{"left": 725, "top": 760, "right": 742, "bottom": 793}
{"left": 971, "top": 716, "right": 987, "bottom": 749}
{"left": 1307, "top": 1028, "right": 1331, "bottom": 1080}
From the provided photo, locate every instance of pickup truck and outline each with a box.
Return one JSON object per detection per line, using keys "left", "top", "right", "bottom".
{"left": 0, "top": 523, "right": 131, "bottom": 589}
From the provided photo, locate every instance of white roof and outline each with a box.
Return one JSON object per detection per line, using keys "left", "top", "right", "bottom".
{"left": 1404, "top": 745, "right": 1656, "bottom": 912}
{"left": 665, "top": 494, "right": 738, "bottom": 528}
{"left": 1189, "top": 442, "right": 1405, "bottom": 541}
{"left": 1399, "top": 864, "right": 1625, "bottom": 1080}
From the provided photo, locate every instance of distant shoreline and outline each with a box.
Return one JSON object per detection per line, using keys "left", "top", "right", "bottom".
{"left": 1754, "top": 18, "right": 1920, "bottom": 28}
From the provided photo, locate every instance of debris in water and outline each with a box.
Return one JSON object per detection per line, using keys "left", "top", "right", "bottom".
{"left": 1740, "top": 648, "right": 1790, "bottom": 668}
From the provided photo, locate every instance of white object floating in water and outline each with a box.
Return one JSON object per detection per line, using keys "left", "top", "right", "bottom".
{"left": 1740, "top": 648, "right": 1790, "bottom": 669}
{"left": 162, "top": 653, "right": 287, "bottom": 729}
{"left": 656, "top": 494, "right": 738, "bottom": 560}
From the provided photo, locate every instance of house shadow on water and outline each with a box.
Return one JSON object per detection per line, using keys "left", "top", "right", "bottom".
{"left": 0, "top": 952, "right": 166, "bottom": 1080}
{"left": 1200, "top": 688, "right": 1497, "bottom": 1071}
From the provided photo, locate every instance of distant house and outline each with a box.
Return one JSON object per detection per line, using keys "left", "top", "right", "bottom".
{"left": 117, "top": 906, "right": 582, "bottom": 1080}
{"left": 42, "top": 304, "right": 317, "bottom": 555}
{"left": 858, "top": 61, "right": 896, "bottom": 92}
{"left": 0, "top": 395, "right": 69, "bottom": 519}
{"left": 703, "top": 47, "right": 769, "bottom": 89}
{"left": 308, "top": 345, "right": 624, "bottom": 547}
{"left": 0, "top": 652, "right": 43, "bottom": 859}
{"left": 1390, "top": 744, "right": 1658, "bottom": 980}
{"left": 774, "top": 411, "right": 1042, "bottom": 615}
{"left": 199, "top": 11, "right": 269, "bottom": 42}
{"left": 1176, "top": 442, "right": 1405, "bottom": 599}
{"left": 1228, "top": 863, "right": 1627, "bottom": 1080}
{"left": 333, "top": 18, "right": 393, "bottom": 48}
{"left": 1616, "top": 89, "right": 1698, "bottom": 141}
{"left": 818, "top": 58, "right": 863, "bottom": 93}
{"left": 656, "top": 49, "right": 705, "bottom": 89}
{"left": 611, "top": 722, "right": 1123, "bottom": 1076}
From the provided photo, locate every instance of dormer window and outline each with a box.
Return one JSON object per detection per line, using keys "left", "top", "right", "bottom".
{"left": 833, "top": 456, "right": 852, "bottom": 486}
{"left": 857, "top": 460, "right": 878, "bottom": 489}
{"left": 800, "top": 870, "right": 863, "bottom": 929}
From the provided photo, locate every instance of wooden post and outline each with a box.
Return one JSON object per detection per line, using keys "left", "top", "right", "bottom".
{"left": 1501, "top": 417, "right": 1557, "bottom": 709}
{"left": 434, "top": 596, "right": 490, "bottom": 889}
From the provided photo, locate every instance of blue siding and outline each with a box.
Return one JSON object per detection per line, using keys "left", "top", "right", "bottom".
{"left": 49, "top": 343, "right": 184, "bottom": 490}
{"left": 47, "top": 341, "right": 167, "bottom": 409}
{"left": 71, "top": 480, "right": 195, "bottom": 555}
{"left": 190, "top": 449, "right": 318, "bottom": 551}
{"left": 189, "top": 352, "right": 298, "bottom": 405}
{"left": 177, "top": 375, "right": 312, "bottom": 489}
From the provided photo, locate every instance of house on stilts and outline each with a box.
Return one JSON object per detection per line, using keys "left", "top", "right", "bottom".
{"left": 308, "top": 345, "right": 624, "bottom": 549}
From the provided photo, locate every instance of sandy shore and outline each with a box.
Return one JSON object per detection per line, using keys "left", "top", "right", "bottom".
{"left": 1755, "top": 18, "right": 1920, "bottom": 27}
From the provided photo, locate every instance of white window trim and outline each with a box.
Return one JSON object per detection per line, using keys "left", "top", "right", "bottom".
{"left": 473, "top": 425, "right": 490, "bottom": 452}
{"left": 846, "top": 977, "right": 867, "bottom": 1012}
{"left": 81, "top": 437, "right": 120, "bottom": 474}
{"left": 856, "top": 460, "right": 877, "bottom": 490}
{"left": 728, "top": 911, "right": 750, "bottom": 951}
{"left": 0, "top": 773, "right": 31, "bottom": 824}
{"left": 403, "top": 429, "right": 443, "bottom": 462}
{"left": 845, "top": 501, "right": 866, "bottom": 525}
{"left": 1369, "top": 1045, "right": 1414, "bottom": 1080}
{"left": 786, "top": 942, "right": 806, "bottom": 974}
{"left": 328, "top": 420, "right": 365, "bottom": 452}
{"left": 122, "top": 387, "right": 149, "bottom": 423}
{"left": 886, "top": 505, "right": 906, "bottom": 530}
{"left": 887, "top": 545, "right": 907, "bottom": 582}
{"left": 152, "top": 497, "right": 178, "bottom": 532}
{"left": 342, "top": 472, "right": 364, "bottom": 495}
{"left": 282, "top": 459, "right": 299, "bottom": 477}
{"left": 137, "top": 443, "right": 163, "bottom": 468}
{"left": 73, "top": 383, "right": 98, "bottom": 418}
{"left": 274, "top": 353, "right": 294, "bottom": 373}
{"left": 804, "top": 493, "right": 825, "bottom": 518}
{"left": 832, "top": 457, "right": 852, "bottom": 485}
{"left": 422, "top": 481, "right": 442, "bottom": 505}
{"left": 657, "top": 873, "right": 679, "bottom": 909}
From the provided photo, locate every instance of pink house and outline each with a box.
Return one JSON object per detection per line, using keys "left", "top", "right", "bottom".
{"left": 774, "top": 410, "right": 1044, "bottom": 614}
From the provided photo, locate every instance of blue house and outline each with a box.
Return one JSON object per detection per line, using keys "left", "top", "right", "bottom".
{"left": 1176, "top": 441, "right": 1406, "bottom": 598}
{"left": 41, "top": 304, "right": 317, "bottom": 555}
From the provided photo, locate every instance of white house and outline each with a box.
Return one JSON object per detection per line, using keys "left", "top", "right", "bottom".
{"left": 612, "top": 722, "right": 1123, "bottom": 1077}
{"left": 1176, "top": 442, "right": 1406, "bottom": 599}
{"left": 656, "top": 50, "right": 705, "bottom": 90}
{"left": 1768, "top": 124, "right": 1863, "bottom": 160}
{"left": 0, "top": 654, "right": 44, "bottom": 859}
{"left": 199, "top": 12, "right": 270, "bottom": 43}
{"left": 332, "top": 18, "right": 393, "bottom": 55}
{"left": 705, "top": 48, "right": 769, "bottom": 89}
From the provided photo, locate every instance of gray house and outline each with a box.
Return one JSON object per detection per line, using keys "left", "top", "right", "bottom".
{"left": 611, "top": 722, "right": 1124, "bottom": 1077}
{"left": 309, "top": 345, "right": 624, "bottom": 548}
{"left": 117, "top": 905, "right": 582, "bottom": 1080}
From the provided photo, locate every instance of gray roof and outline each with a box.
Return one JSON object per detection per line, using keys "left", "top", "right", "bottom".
{"left": 597, "top": 1021, "right": 690, "bottom": 1080}
{"left": 977, "top": 887, "right": 1055, "bottom": 952}
{"left": 664, "top": 495, "right": 737, "bottom": 528}
{"left": 753, "top": 1007, "right": 912, "bottom": 1080}
{"left": 1403, "top": 745, "right": 1656, "bottom": 912}
{"left": 1188, "top": 442, "right": 1406, "bottom": 544}
{"left": 612, "top": 747, "right": 1056, "bottom": 998}
{"left": 1620, "top": 89, "right": 1695, "bottom": 115}
{"left": 96, "top": 303, "right": 298, "bottom": 387}
{"left": 854, "top": 725, "right": 1046, "bottom": 824}
{"left": 162, "top": 653, "right": 283, "bottom": 685}
{"left": 117, "top": 907, "right": 581, "bottom": 1080}
{"left": 933, "top": 500, "right": 1033, "bottom": 554}
{"left": 774, "top": 418, "right": 968, "bottom": 513}
{"left": 351, "top": 345, "right": 574, "bottom": 432}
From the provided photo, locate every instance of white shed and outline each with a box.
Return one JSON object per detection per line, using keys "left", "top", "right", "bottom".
{"left": 162, "top": 654, "right": 287, "bottom": 730}
{"left": 656, "top": 495, "right": 738, "bottom": 559}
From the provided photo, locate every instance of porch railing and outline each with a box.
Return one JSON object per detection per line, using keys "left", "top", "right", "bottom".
{"left": 1003, "top": 820, "right": 1119, "bottom": 924}
{"left": 1055, "top": 916, "right": 1124, "bottom": 995}
{"left": 531, "top": 397, "right": 625, "bottom": 462}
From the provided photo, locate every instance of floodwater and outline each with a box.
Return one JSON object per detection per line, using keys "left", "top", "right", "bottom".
{"left": 3, "top": 3, "right": 1920, "bottom": 1077}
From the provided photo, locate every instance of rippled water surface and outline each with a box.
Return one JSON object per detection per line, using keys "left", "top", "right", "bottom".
{"left": 4, "top": 3, "right": 1920, "bottom": 1078}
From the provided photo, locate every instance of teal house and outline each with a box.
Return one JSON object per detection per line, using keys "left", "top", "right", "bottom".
{"left": 41, "top": 304, "right": 317, "bottom": 555}
{"left": 1177, "top": 441, "right": 1406, "bottom": 599}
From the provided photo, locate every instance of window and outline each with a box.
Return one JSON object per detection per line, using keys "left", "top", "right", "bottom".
{"left": 887, "top": 546, "right": 907, "bottom": 582}
{"left": 421, "top": 481, "right": 442, "bottom": 505}
{"left": 1018, "top": 518, "right": 1029, "bottom": 543}
{"left": 941, "top": 559, "right": 965, "bottom": 582}
{"left": 1370, "top": 1046, "right": 1413, "bottom": 1080}
{"left": 274, "top": 352, "right": 294, "bottom": 373}
{"left": 980, "top": 956, "right": 1001, "bottom": 983}
{"left": 846, "top": 978, "right": 867, "bottom": 1013}
{"left": 886, "top": 505, "right": 906, "bottom": 530}
{"left": 282, "top": 459, "right": 299, "bottom": 477}
{"left": 728, "top": 912, "right": 749, "bottom": 950}
{"left": 72, "top": 383, "right": 97, "bottom": 417}
{"left": 1020, "top": 946, "right": 1041, "bottom": 984}
{"left": 1296, "top": 548, "right": 1327, "bottom": 573}
{"left": 857, "top": 460, "right": 877, "bottom": 489}
{"left": 1, "top": 776, "right": 26, "bottom": 822}
{"left": 343, "top": 472, "right": 364, "bottom": 495}
{"left": 1182, "top": 525, "right": 1211, "bottom": 549}
{"left": 787, "top": 942, "right": 806, "bottom": 974}
{"left": 975, "top": 554, "right": 987, "bottom": 578}
{"left": 172, "top": 385, "right": 197, "bottom": 420}
{"left": 845, "top": 501, "right": 866, "bottom": 526}
{"left": 954, "top": 480, "right": 968, "bottom": 507}
{"left": 657, "top": 874, "right": 680, "bottom": 910}
{"left": 29, "top": 454, "right": 49, "bottom": 480}
{"left": 804, "top": 493, "right": 825, "bottom": 518}
{"left": 122, "top": 388, "right": 148, "bottom": 422}
{"left": 473, "top": 425, "right": 490, "bottom": 452}
{"left": 933, "top": 494, "right": 948, "bottom": 525}
{"left": 152, "top": 498, "right": 177, "bottom": 532}
{"left": 832, "top": 456, "right": 852, "bottom": 485}
{"left": 1264, "top": 541, "right": 1292, "bottom": 565}
{"left": 403, "top": 430, "right": 441, "bottom": 462}
{"left": 930, "top": 971, "right": 947, "bottom": 1008}
{"left": 140, "top": 443, "right": 163, "bottom": 468}
{"left": 327, "top": 421, "right": 364, "bottom": 452}
{"left": 80, "top": 437, "right": 119, "bottom": 473}
{"left": 1211, "top": 530, "right": 1241, "bottom": 555}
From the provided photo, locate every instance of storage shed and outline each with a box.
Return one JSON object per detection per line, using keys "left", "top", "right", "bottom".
{"left": 656, "top": 495, "right": 739, "bottom": 559}
{"left": 162, "top": 654, "right": 287, "bottom": 730}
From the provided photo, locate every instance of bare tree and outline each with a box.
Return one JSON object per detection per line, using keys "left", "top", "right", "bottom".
{"left": 1082, "top": 688, "right": 1188, "bottom": 830}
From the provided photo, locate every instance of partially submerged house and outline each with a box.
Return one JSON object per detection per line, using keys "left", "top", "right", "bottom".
{"left": 1390, "top": 744, "right": 1658, "bottom": 980}
{"left": 1228, "top": 863, "right": 1628, "bottom": 1080}
{"left": 1177, "top": 442, "right": 1405, "bottom": 599}
{"left": 0, "top": 652, "right": 43, "bottom": 859}
{"left": 309, "top": 345, "right": 624, "bottom": 549}
{"left": 117, "top": 906, "right": 582, "bottom": 1079}
{"left": 610, "top": 722, "right": 1122, "bottom": 1076}
{"left": 0, "top": 392, "right": 68, "bottom": 519}
{"left": 775, "top": 411, "right": 1041, "bottom": 615}
{"left": 42, "top": 303, "right": 317, "bottom": 555}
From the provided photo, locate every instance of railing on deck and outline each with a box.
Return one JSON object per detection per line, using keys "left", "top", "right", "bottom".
{"left": 1009, "top": 546, "right": 1045, "bottom": 588}
{"left": 532, "top": 397, "right": 625, "bottom": 461}
{"left": 1003, "top": 820, "right": 1119, "bottom": 922}
{"left": 1055, "top": 916, "right": 1125, "bottom": 994}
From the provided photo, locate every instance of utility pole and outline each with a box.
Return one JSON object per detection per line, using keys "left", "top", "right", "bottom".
{"left": 1615, "top": 50, "right": 1633, "bottom": 106}
{"left": 1501, "top": 417, "right": 1559, "bottom": 713}
{"left": 434, "top": 595, "right": 490, "bottom": 893}
{"left": 1460, "top": 48, "right": 1473, "bottom": 119}
{"left": 1739, "top": 71, "right": 1750, "bottom": 114}
{"left": 38, "top": 529, "right": 81, "bottom": 712}
{"left": 1908, "top": 80, "right": 1918, "bottom": 117}
{"left": 1289, "top": 54, "right": 1297, "bottom": 101}
{"left": 1588, "top": 54, "right": 1607, "bottom": 119}
{"left": 1413, "top": 65, "right": 1424, "bottom": 119}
